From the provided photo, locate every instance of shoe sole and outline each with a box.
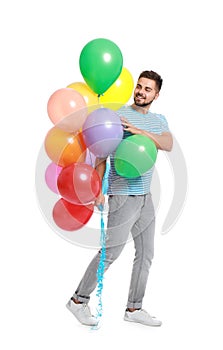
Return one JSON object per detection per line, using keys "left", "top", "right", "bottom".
{"left": 124, "top": 316, "right": 162, "bottom": 327}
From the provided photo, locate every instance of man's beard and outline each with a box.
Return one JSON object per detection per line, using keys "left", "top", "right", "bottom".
{"left": 134, "top": 96, "right": 155, "bottom": 107}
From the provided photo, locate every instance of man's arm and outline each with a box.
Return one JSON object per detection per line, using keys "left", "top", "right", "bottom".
{"left": 140, "top": 130, "right": 173, "bottom": 151}
{"left": 94, "top": 157, "right": 107, "bottom": 207}
{"left": 95, "top": 157, "right": 107, "bottom": 180}
{"left": 121, "top": 118, "right": 173, "bottom": 152}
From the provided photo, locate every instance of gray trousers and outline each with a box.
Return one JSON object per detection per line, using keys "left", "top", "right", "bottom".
{"left": 73, "top": 193, "right": 155, "bottom": 309}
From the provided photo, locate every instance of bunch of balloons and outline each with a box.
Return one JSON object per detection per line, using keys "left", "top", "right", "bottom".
{"left": 43, "top": 38, "right": 134, "bottom": 232}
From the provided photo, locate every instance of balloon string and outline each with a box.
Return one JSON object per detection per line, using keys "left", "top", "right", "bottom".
{"left": 91, "top": 204, "right": 106, "bottom": 330}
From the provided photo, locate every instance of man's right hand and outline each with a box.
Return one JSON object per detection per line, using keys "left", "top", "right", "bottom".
{"left": 95, "top": 192, "right": 105, "bottom": 209}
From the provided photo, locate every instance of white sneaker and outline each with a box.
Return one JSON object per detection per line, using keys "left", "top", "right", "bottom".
{"left": 124, "top": 309, "right": 162, "bottom": 326}
{"left": 66, "top": 299, "right": 98, "bottom": 326}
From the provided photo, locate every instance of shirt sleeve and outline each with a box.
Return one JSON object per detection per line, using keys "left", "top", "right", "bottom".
{"left": 157, "top": 114, "right": 170, "bottom": 133}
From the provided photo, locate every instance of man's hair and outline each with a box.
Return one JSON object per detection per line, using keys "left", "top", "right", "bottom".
{"left": 138, "top": 70, "right": 163, "bottom": 92}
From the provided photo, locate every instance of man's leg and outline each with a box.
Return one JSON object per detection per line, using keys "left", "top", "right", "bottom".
{"left": 124, "top": 194, "right": 161, "bottom": 326}
{"left": 73, "top": 195, "right": 142, "bottom": 303}
{"left": 127, "top": 193, "right": 155, "bottom": 310}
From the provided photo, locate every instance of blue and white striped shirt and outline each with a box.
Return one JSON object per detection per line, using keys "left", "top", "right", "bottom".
{"left": 107, "top": 105, "right": 170, "bottom": 195}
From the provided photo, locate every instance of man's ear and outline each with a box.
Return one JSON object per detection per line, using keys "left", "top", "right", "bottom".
{"left": 154, "top": 92, "right": 160, "bottom": 100}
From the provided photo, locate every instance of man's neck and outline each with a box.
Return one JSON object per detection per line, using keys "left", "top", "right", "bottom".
{"left": 131, "top": 103, "right": 150, "bottom": 114}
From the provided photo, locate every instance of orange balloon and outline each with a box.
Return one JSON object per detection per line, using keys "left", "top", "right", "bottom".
{"left": 44, "top": 126, "right": 86, "bottom": 167}
{"left": 47, "top": 88, "right": 87, "bottom": 126}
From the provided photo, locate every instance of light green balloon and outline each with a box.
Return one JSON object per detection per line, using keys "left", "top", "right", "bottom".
{"left": 79, "top": 38, "right": 123, "bottom": 95}
{"left": 114, "top": 135, "right": 157, "bottom": 178}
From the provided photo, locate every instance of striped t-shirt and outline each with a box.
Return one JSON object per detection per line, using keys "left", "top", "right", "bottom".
{"left": 107, "top": 105, "right": 170, "bottom": 195}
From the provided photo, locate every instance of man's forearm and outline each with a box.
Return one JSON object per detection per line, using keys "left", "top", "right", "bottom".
{"left": 95, "top": 158, "right": 107, "bottom": 181}
{"left": 141, "top": 130, "right": 173, "bottom": 151}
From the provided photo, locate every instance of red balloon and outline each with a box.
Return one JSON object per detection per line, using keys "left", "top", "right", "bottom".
{"left": 52, "top": 198, "right": 94, "bottom": 231}
{"left": 57, "top": 163, "right": 101, "bottom": 205}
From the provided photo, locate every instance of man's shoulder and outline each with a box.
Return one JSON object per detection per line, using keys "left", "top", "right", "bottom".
{"left": 149, "top": 112, "right": 168, "bottom": 122}
{"left": 150, "top": 111, "right": 166, "bottom": 118}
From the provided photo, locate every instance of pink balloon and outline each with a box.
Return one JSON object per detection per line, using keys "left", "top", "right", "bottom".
{"left": 47, "top": 88, "right": 87, "bottom": 132}
{"left": 45, "top": 162, "right": 63, "bottom": 193}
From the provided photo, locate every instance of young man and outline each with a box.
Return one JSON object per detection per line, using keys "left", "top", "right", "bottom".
{"left": 66, "top": 70, "right": 173, "bottom": 326}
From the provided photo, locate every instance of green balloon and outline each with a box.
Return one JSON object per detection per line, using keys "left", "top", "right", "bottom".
{"left": 79, "top": 38, "right": 123, "bottom": 95}
{"left": 114, "top": 135, "right": 157, "bottom": 178}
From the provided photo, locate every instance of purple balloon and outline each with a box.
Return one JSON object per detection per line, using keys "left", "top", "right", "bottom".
{"left": 82, "top": 108, "right": 123, "bottom": 157}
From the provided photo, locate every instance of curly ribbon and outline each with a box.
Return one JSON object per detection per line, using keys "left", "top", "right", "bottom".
{"left": 91, "top": 205, "right": 106, "bottom": 330}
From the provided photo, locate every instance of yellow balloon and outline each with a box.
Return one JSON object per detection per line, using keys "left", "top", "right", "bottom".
{"left": 67, "top": 82, "right": 99, "bottom": 113}
{"left": 100, "top": 67, "right": 134, "bottom": 110}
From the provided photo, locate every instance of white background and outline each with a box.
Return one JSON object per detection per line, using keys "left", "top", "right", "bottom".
{"left": 1, "top": 0, "right": 223, "bottom": 349}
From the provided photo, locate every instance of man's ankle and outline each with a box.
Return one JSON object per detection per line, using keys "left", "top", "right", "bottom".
{"left": 71, "top": 297, "right": 82, "bottom": 304}
{"left": 126, "top": 307, "right": 140, "bottom": 312}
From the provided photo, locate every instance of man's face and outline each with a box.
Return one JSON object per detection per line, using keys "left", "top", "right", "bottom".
{"left": 134, "top": 77, "right": 159, "bottom": 108}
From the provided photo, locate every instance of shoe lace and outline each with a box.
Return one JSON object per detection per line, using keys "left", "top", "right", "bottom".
{"left": 141, "top": 309, "right": 156, "bottom": 319}
{"left": 82, "top": 303, "right": 91, "bottom": 317}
